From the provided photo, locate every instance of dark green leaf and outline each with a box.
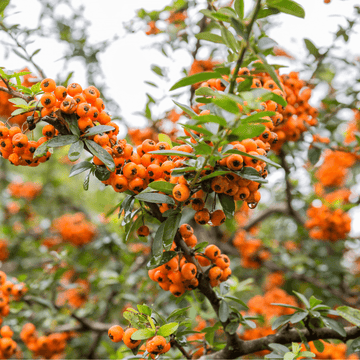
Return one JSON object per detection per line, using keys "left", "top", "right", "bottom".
{"left": 33, "top": 142, "right": 49, "bottom": 158}
{"left": 147, "top": 251, "right": 178, "bottom": 270}
{"left": 271, "top": 303, "right": 304, "bottom": 311}
{"left": 225, "top": 295, "right": 249, "bottom": 309}
{"left": 167, "top": 307, "right": 191, "bottom": 321}
{"left": 322, "top": 317, "right": 346, "bottom": 337}
{"left": 62, "top": 113, "right": 80, "bottom": 137}
{"left": 149, "top": 150, "right": 196, "bottom": 158}
{"left": 219, "top": 300, "right": 230, "bottom": 322}
{"left": 94, "top": 166, "right": 111, "bottom": 181}
{"left": 135, "top": 192, "right": 175, "bottom": 205}
{"left": 69, "top": 161, "right": 94, "bottom": 177}
{"left": 173, "top": 101, "right": 197, "bottom": 117}
{"left": 268, "top": 343, "right": 289, "bottom": 355}
{"left": 153, "top": 223, "right": 165, "bottom": 258}
{"left": 148, "top": 181, "right": 175, "bottom": 194}
{"left": 293, "top": 291, "right": 310, "bottom": 308}
{"left": 46, "top": 135, "right": 78, "bottom": 147}
{"left": 193, "top": 114, "right": 227, "bottom": 126}
{"left": 83, "top": 171, "right": 91, "bottom": 191}
{"left": 68, "top": 140, "right": 84, "bottom": 162}
{"left": 243, "top": 111, "right": 275, "bottom": 123}
{"left": 219, "top": 193, "right": 235, "bottom": 219}
{"left": 304, "top": 39, "right": 320, "bottom": 58}
{"left": 212, "top": 96, "right": 240, "bottom": 114}
{"left": 271, "top": 314, "right": 292, "bottom": 330}
{"left": 237, "top": 166, "right": 267, "bottom": 183}
{"left": 231, "top": 123, "right": 266, "bottom": 141}
{"left": 221, "top": 27, "right": 239, "bottom": 52}
{"left": 256, "top": 54, "right": 283, "bottom": 91}
{"left": 137, "top": 304, "right": 152, "bottom": 316}
{"left": 84, "top": 139, "right": 115, "bottom": 172}
{"left": 83, "top": 125, "right": 115, "bottom": 137}
{"left": 224, "top": 149, "right": 281, "bottom": 168}
{"left": 200, "top": 171, "right": 230, "bottom": 182}
{"left": 163, "top": 212, "right": 181, "bottom": 250}
{"left": 170, "top": 71, "right": 222, "bottom": 91}
{"left": 313, "top": 340, "right": 324, "bottom": 353}
{"left": 289, "top": 311, "right": 308, "bottom": 324}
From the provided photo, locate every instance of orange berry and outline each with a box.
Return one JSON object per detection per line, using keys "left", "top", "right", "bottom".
{"left": 108, "top": 325, "right": 124, "bottom": 342}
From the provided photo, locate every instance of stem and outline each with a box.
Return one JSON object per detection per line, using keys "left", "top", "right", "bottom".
{"left": 228, "top": 0, "right": 262, "bottom": 94}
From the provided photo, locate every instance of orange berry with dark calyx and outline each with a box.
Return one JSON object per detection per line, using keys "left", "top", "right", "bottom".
{"left": 42, "top": 124, "right": 55, "bottom": 138}
{"left": 196, "top": 254, "right": 211, "bottom": 267}
{"left": 208, "top": 266, "right": 222, "bottom": 280}
{"left": 76, "top": 102, "right": 91, "bottom": 117}
{"left": 123, "top": 328, "right": 141, "bottom": 349}
{"left": 98, "top": 110, "right": 111, "bottom": 125}
{"left": 40, "top": 78, "right": 56, "bottom": 92}
{"left": 181, "top": 263, "right": 197, "bottom": 280}
{"left": 129, "top": 177, "right": 145, "bottom": 194}
{"left": 41, "top": 93, "right": 56, "bottom": 108}
{"left": 67, "top": 83, "right": 83, "bottom": 97}
{"left": 179, "top": 224, "right": 194, "bottom": 238}
{"left": 194, "top": 208, "right": 210, "bottom": 225}
{"left": 220, "top": 267, "right": 232, "bottom": 281}
{"left": 211, "top": 176, "right": 229, "bottom": 193}
{"left": 83, "top": 86, "right": 99, "bottom": 103}
{"left": 169, "top": 283, "right": 185, "bottom": 297}
{"left": 54, "top": 85, "right": 67, "bottom": 100}
{"left": 154, "top": 270, "right": 167, "bottom": 283}
{"left": 12, "top": 133, "right": 28, "bottom": 148}
{"left": 142, "top": 139, "right": 156, "bottom": 153}
{"left": 210, "top": 210, "right": 226, "bottom": 226}
{"left": 226, "top": 154, "right": 243, "bottom": 171}
{"left": 192, "top": 198, "right": 205, "bottom": 211}
{"left": 88, "top": 106, "right": 100, "bottom": 121}
{"left": 147, "top": 335, "right": 167, "bottom": 355}
{"left": 156, "top": 141, "right": 170, "bottom": 151}
{"left": 137, "top": 225, "right": 150, "bottom": 237}
{"left": 204, "top": 245, "right": 221, "bottom": 261}
{"left": 215, "top": 254, "right": 230, "bottom": 269}
{"left": 108, "top": 325, "right": 124, "bottom": 343}
{"left": 173, "top": 184, "right": 190, "bottom": 202}
{"left": 60, "top": 97, "right": 77, "bottom": 114}
{"left": 111, "top": 175, "right": 128, "bottom": 193}
{"left": 123, "top": 162, "right": 138, "bottom": 179}
{"left": 184, "top": 234, "right": 197, "bottom": 248}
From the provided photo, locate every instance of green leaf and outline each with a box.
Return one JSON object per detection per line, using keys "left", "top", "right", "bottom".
{"left": 47, "top": 135, "right": 78, "bottom": 148}
{"left": 313, "top": 340, "right": 324, "bottom": 353}
{"left": 0, "top": 0, "right": 10, "bottom": 16}
{"left": 225, "top": 295, "right": 248, "bottom": 309}
{"left": 289, "top": 311, "right": 308, "bottom": 324}
{"left": 336, "top": 306, "right": 360, "bottom": 327}
{"left": 31, "top": 48, "right": 41, "bottom": 58}
{"left": 163, "top": 212, "right": 181, "bottom": 250}
{"left": 69, "top": 161, "right": 94, "bottom": 177}
{"left": 309, "top": 296, "right": 323, "bottom": 309}
{"left": 293, "top": 291, "right": 310, "bottom": 308}
{"left": 135, "top": 192, "right": 175, "bottom": 205}
{"left": 151, "top": 65, "right": 164, "bottom": 77}
{"left": 94, "top": 166, "right": 111, "bottom": 181}
{"left": 157, "top": 322, "right": 179, "bottom": 337}
{"left": 124, "top": 211, "right": 143, "bottom": 243}
{"left": 131, "top": 328, "right": 155, "bottom": 340}
{"left": 147, "top": 251, "right": 178, "bottom": 270}
{"left": 256, "top": 54, "right": 283, "bottom": 91}
{"left": 152, "top": 222, "right": 165, "bottom": 258}
{"left": 137, "top": 304, "right": 152, "bottom": 316}
{"left": 83, "top": 125, "right": 115, "bottom": 137}
{"left": 62, "top": 113, "right": 80, "bottom": 137}
{"left": 149, "top": 150, "right": 196, "bottom": 158}
{"left": 258, "top": 37, "right": 277, "bottom": 51}
{"left": 284, "top": 353, "right": 295, "bottom": 360}
{"left": 200, "top": 171, "right": 230, "bottom": 182}
{"left": 231, "top": 123, "right": 266, "bottom": 141}
{"left": 84, "top": 139, "right": 115, "bottom": 172}
{"left": 308, "top": 147, "right": 321, "bottom": 165}
{"left": 8, "top": 97, "right": 28, "bottom": 106}
{"left": 219, "top": 193, "right": 235, "bottom": 219}
{"left": 234, "top": 0, "right": 244, "bottom": 18}
{"left": 11, "top": 108, "right": 26, "bottom": 116}
{"left": 236, "top": 166, "right": 267, "bottom": 183}
{"left": 219, "top": 300, "right": 230, "bottom": 322}
{"left": 68, "top": 141, "right": 84, "bottom": 162}
{"left": 271, "top": 314, "right": 292, "bottom": 330}
{"left": 221, "top": 27, "right": 239, "bottom": 52}
{"left": 304, "top": 39, "right": 320, "bottom": 58}
{"left": 83, "top": 171, "right": 91, "bottom": 190}
{"left": 266, "top": 0, "right": 305, "bottom": 18}
{"left": 33, "top": 142, "right": 49, "bottom": 158}
{"left": 243, "top": 111, "right": 275, "bottom": 123}
{"left": 212, "top": 96, "right": 240, "bottom": 114}
{"left": 167, "top": 307, "right": 191, "bottom": 321}
{"left": 268, "top": 343, "right": 289, "bottom": 355}
{"left": 195, "top": 32, "right": 225, "bottom": 44}
{"left": 173, "top": 101, "right": 197, "bottom": 117}
{"left": 251, "top": 88, "right": 287, "bottom": 107}
{"left": 322, "top": 317, "right": 346, "bottom": 337}
{"left": 298, "top": 351, "right": 315, "bottom": 358}
{"left": 25, "top": 296, "right": 55, "bottom": 311}
{"left": 148, "top": 181, "right": 175, "bottom": 194}
{"left": 193, "top": 114, "right": 227, "bottom": 127}
{"left": 182, "top": 124, "right": 213, "bottom": 137}
{"left": 158, "top": 133, "right": 172, "bottom": 148}
{"left": 170, "top": 71, "right": 222, "bottom": 91}
{"left": 271, "top": 303, "right": 304, "bottom": 311}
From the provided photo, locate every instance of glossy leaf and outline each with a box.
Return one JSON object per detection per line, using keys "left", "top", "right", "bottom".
{"left": 170, "top": 71, "right": 222, "bottom": 91}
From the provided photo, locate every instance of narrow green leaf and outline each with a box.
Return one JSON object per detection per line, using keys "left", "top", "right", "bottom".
{"left": 304, "top": 39, "right": 320, "bottom": 58}
{"left": 68, "top": 140, "right": 84, "bottom": 162}
{"left": 267, "top": 0, "right": 305, "bottom": 18}
{"left": 219, "top": 300, "right": 230, "bottom": 322}
{"left": 221, "top": 27, "right": 239, "bottom": 52}
{"left": 147, "top": 251, "right": 178, "bottom": 270}
{"left": 234, "top": 0, "right": 244, "bottom": 18}
{"left": 170, "top": 71, "right": 222, "bottom": 91}
{"left": 193, "top": 114, "right": 227, "bottom": 126}
{"left": 163, "top": 212, "right": 181, "bottom": 250}
{"left": 336, "top": 306, "right": 360, "bottom": 327}
{"left": 173, "top": 101, "right": 197, "bottom": 117}
{"left": 289, "top": 311, "right": 308, "bottom": 324}
{"left": 83, "top": 125, "right": 115, "bottom": 137}
{"left": 219, "top": 193, "right": 235, "bottom": 219}
{"left": 148, "top": 181, "right": 175, "bottom": 194}
{"left": 322, "top": 317, "right": 346, "bottom": 337}
{"left": 195, "top": 32, "right": 225, "bottom": 44}
{"left": 136, "top": 192, "right": 175, "bottom": 205}
{"left": 84, "top": 139, "right": 115, "bottom": 172}
{"left": 224, "top": 149, "right": 281, "bottom": 169}
{"left": 148, "top": 150, "right": 196, "bottom": 158}
{"left": 69, "top": 161, "right": 94, "bottom": 177}
{"left": 33, "top": 142, "right": 48, "bottom": 158}
{"left": 293, "top": 291, "right": 310, "bottom": 308}
{"left": 256, "top": 54, "right": 283, "bottom": 91}
{"left": 46, "top": 135, "right": 78, "bottom": 148}
{"left": 268, "top": 343, "right": 289, "bottom": 355}
{"left": 271, "top": 314, "right": 292, "bottom": 330}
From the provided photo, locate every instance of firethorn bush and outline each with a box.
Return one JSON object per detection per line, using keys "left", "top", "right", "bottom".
{"left": 0, "top": 0, "right": 360, "bottom": 359}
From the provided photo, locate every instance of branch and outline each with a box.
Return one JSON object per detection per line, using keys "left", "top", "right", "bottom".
{"left": 201, "top": 325, "right": 360, "bottom": 359}
{"left": 264, "top": 261, "right": 359, "bottom": 307}
{"left": 171, "top": 338, "right": 192, "bottom": 360}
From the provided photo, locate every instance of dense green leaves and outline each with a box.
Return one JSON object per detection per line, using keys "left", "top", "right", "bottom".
{"left": 85, "top": 139, "right": 115, "bottom": 172}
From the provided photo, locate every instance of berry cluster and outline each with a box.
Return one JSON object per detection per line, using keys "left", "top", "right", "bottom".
{"left": 305, "top": 204, "right": 351, "bottom": 242}
{"left": 108, "top": 325, "right": 171, "bottom": 357}
{"left": 0, "top": 326, "right": 17, "bottom": 359}
{"left": 7, "top": 180, "right": 42, "bottom": 200}
{"left": 148, "top": 228, "right": 231, "bottom": 296}
{"left": 20, "top": 323, "right": 74, "bottom": 359}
